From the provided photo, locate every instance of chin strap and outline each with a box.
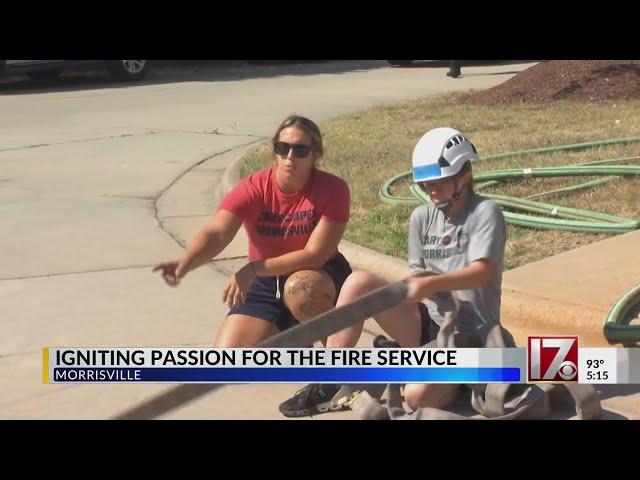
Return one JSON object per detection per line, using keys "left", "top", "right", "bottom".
{"left": 434, "top": 179, "right": 468, "bottom": 215}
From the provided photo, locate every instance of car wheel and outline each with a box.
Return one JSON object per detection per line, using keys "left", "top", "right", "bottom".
{"left": 105, "top": 60, "right": 150, "bottom": 81}
{"left": 28, "top": 69, "right": 63, "bottom": 81}
{"left": 387, "top": 60, "right": 414, "bottom": 66}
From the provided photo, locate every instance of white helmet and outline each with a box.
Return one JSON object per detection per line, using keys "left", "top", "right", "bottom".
{"left": 412, "top": 127, "right": 478, "bottom": 183}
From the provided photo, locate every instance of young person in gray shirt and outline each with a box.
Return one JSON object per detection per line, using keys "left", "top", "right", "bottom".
{"left": 279, "top": 127, "right": 507, "bottom": 418}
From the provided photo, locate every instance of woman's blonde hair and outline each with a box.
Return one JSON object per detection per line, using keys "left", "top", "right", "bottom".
{"left": 272, "top": 115, "right": 324, "bottom": 158}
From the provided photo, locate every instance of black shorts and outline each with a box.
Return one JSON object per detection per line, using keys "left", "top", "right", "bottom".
{"left": 227, "top": 252, "right": 353, "bottom": 332}
{"left": 418, "top": 302, "right": 440, "bottom": 346}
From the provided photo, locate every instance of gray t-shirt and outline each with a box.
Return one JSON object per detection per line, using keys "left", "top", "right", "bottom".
{"left": 408, "top": 193, "right": 506, "bottom": 332}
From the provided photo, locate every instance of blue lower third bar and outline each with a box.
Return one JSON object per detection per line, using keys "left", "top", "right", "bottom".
{"left": 52, "top": 367, "right": 521, "bottom": 383}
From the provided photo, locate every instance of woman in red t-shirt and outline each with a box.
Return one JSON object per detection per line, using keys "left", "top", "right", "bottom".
{"left": 154, "top": 115, "right": 352, "bottom": 350}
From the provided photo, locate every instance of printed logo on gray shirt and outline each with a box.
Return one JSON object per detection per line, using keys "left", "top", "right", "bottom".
{"left": 408, "top": 193, "right": 506, "bottom": 331}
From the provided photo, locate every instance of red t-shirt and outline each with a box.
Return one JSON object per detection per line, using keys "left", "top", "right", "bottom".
{"left": 218, "top": 166, "right": 350, "bottom": 262}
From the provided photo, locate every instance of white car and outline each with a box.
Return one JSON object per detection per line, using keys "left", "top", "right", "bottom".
{"left": 1, "top": 60, "right": 150, "bottom": 82}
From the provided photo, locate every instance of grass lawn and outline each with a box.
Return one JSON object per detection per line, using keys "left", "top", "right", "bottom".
{"left": 241, "top": 93, "right": 640, "bottom": 270}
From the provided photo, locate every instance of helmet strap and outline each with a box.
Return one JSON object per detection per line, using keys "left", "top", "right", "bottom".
{"left": 452, "top": 180, "right": 468, "bottom": 201}
{"left": 437, "top": 177, "right": 469, "bottom": 217}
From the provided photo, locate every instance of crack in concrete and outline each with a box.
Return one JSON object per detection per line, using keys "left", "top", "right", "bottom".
{"left": 0, "top": 350, "right": 43, "bottom": 359}
{"left": 0, "top": 257, "right": 248, "bottom": 282}
{"left": 147, "top": 129, "right": 266, "bottom": 138}
{"left": 0, "top": 340, "right": 214, "bottom": 361}
{"left": 151, "top": 138, "right": 264, "bottom": 256}
{"left": 0, "top": 131, "right": 268, "bottom": 153}
{"left": 0, "top": 139, "right": 264, "bottom": 283}
{"left": 159, "top": 214, "right": 210, "bottom": 219}
{"left": 102, "top": 194, "right": 155, "bottom": 200}
{"left": 0, "top": 134, "right": 136, "bottom": 152}
{"left": 0, "top": 264, "right": 160, "bottom": 282}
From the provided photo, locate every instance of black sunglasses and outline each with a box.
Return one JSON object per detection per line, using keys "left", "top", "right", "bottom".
{"left": 273, "top": 141, "right": 313, "bottom": 158}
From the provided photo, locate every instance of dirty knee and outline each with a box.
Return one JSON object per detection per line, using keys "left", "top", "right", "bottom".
{"left": 284, "top": 270, "right": 336, "bottom": 322}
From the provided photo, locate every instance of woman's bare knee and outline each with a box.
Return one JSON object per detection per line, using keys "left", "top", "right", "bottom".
{"left": 337, "top": 270, "right": 422, "bottom": 348}
{"left": 337, "top": 270, "right": 388, "bottom": 302}
{"left": 284, "top": 270, "right": 336, "bottom": 322}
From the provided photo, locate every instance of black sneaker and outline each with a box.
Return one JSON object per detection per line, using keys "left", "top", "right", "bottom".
{"left": 279, "top": 384, "right": 346, "bottom": 417}
{"left": 373, "top": 335, "right": 401, "bottom": 348}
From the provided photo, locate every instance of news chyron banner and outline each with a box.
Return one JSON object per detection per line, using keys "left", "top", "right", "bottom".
{"left": 42, "top": 337, "right": 639, "bottom": 384}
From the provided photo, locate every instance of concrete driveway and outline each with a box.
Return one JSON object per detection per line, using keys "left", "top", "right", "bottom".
{"left": 0, "top": 60, "right": 538, "bottom": 419}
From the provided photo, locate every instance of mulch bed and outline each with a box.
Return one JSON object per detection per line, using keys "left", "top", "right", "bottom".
{"left": 458, "top": 60, "right": 640, "bottom": 105}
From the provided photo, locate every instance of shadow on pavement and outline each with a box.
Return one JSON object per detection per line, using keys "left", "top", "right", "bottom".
{"left": 0, "top": 60, "right": 388, "bottom": 95}
{"left": 0, "top": 60, "right": 533, "bottom": 96}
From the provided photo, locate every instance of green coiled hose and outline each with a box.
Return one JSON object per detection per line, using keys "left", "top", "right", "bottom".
{"left": 379, "top": 137, "right": 640, "bottom": 234}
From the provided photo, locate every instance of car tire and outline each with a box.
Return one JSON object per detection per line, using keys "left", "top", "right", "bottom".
{"left": 387, "top": 60, "right": 414, "bottom": 66}
{"left": 105, "top": 60, "right": 150, "bottom": 81}
{"left": 28, "top": 69, "right": 63, "bottom": 81}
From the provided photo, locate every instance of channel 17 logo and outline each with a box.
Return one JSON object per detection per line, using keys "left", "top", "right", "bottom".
{"left": 528, "top": 336, "right": 578, "bottom": 382}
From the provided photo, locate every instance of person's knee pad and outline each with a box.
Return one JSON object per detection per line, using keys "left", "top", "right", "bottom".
{"left": 284, "top": 270, "right": 336, "bottom": 322}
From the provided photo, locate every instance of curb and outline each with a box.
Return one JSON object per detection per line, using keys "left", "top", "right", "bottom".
{"left": 215, "top": 146, "right": 254, "bottom": 200}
